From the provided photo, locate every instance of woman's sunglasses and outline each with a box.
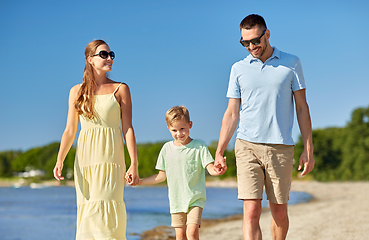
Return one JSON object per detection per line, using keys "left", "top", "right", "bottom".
{"left": 92, "top": 50, "right": 115, "bottom": 60}
{"left": 240, "top": 29, "right": 267, "bottom": 47}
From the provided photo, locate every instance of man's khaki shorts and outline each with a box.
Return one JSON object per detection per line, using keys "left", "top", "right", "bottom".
{"left": 235, "top": 139, "right": 294, "bottom": 204}
{"left": 171, "top": 206, "right": 203, "bottom": 228}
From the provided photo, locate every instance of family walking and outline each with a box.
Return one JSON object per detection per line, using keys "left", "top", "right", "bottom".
{"left": 53, "top": 14, "right": 314, "bottom": 240}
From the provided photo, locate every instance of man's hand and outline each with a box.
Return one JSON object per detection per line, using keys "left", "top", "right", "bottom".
{"left": 298, "top": 150, "right": 315, "bottom": 176}
{"left": 214, "top": 155, "right": 227, "bottom": 175}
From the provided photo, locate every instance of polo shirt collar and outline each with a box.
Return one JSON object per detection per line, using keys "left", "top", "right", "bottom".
{"left": 247, "top": 47, "right": 280, "bottom": 64}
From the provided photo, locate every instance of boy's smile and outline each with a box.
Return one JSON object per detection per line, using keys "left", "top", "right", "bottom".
{"left": 168, "top": 119, "right": 193, "bottom": 146}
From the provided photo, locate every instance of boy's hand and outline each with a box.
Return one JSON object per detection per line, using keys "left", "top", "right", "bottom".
{"left": 206, "top": 163, "right": 221, "bottom": 176}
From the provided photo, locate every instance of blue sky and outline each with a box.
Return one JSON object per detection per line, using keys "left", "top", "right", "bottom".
{"left": 0, "top": 0, "right": 368, "bottom": 152}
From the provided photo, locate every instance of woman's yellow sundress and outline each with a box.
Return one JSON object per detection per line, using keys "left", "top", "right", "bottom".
{"left": 74, "top": 83, "right": 127, "bottom": 240}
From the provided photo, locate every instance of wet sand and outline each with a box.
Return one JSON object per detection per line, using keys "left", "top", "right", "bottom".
{"left": 200, "top": 181, "right": 369, "bottom": 240}
{"left": 141, "top": 181, "right": 369, "bottom": 240}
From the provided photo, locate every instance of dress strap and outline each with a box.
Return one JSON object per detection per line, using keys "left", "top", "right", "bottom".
{"left": 113, "top": 82, "right": 123, "bottom": 94}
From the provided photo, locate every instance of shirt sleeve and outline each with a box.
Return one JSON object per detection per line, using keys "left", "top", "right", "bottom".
{"left": 200, "top": 144, "right": 215, "bottom": 168}
{"left": 226, "top": 65, "right": 241, "bottom": 98}
{"left": 292, "top": 59, "right": 306, "bottom": 92}
{"left": 155, "top": 144, "right": 167, "bottom": 171}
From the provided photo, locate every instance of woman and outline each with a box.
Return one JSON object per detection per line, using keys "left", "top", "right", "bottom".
{"left": 53, "top": 40, "right": 139, "bottom": 239}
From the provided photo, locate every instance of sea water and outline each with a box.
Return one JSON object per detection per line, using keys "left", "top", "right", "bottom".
{"left": 0, "top": 186, "right": 312, "bottom": 240}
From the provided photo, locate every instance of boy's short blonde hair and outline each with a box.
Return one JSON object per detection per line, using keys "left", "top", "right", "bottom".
{"left": 165, "top": 106, "right": 191, "bottom": 126}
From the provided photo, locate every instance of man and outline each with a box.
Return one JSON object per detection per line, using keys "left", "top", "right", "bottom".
{"left": 214, "top": 14, "right": 315, "bottom": 240}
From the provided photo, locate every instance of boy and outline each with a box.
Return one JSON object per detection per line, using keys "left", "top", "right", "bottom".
{"left": 136, "top": 106, "right": 221, "bottom": 240}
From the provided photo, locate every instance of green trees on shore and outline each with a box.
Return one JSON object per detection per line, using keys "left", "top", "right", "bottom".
{"left": 293, "top": 106, "right": 369, "bottom": 181}
{"left": 1, "top": 142, "right": 76, "bottom": 180}
{"left": 0, "top": 141, "right": 237, "bottom": 180}
{"left": 1, "top": 106, "right": 368, "bottom": 181}
{"left": 0, "top": 151, "right": 21, "bottom": 177}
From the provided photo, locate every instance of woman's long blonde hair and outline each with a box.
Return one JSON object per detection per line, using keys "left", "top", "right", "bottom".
{"left": 75, "top": 40, "right": 108, "bottom": 120}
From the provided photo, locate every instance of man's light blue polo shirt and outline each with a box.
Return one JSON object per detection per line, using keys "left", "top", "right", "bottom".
{"left": 226, "top": 47, "right": 306, "bottom": 145}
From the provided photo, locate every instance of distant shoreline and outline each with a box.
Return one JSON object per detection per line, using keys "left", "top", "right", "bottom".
{"left": 0, "top": 178, "right": 75, "bottom": 188}
{"left": 0, "top": 177, "right": 238, "bottom": 188}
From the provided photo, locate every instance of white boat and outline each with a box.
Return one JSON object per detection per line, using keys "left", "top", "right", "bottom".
{"left": 12, "top": 182, "right": 23, "bottom": 188}
{"left": 30, "top": 183, "right": 48, "bottom": 189}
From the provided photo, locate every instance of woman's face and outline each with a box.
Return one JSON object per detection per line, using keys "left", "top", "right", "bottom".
{"left": 88, "top": 44, "right": 113, "bottom": 74}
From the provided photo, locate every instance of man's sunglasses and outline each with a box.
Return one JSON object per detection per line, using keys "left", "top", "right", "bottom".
{"left": 240, "top": 29, "right": 267, "bottom": 47}
{"left": 92, "top": 51, "right": 115, "bottom": 60}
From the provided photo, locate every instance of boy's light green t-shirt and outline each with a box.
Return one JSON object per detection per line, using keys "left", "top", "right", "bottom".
{"left": 155, "top": 139, "right": 214, "bottom": 214}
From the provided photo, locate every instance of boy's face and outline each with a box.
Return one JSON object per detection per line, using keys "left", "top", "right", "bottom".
{"left": 168, "top": 119, "right": 193, "bottom": 146}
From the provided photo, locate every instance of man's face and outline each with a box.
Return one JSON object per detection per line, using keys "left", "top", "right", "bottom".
{"left": 241, "top": 27, "right": 268, "bottom": 60}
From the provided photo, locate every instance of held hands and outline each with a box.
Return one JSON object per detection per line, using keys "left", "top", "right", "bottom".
{"left": 214, "top": 155, "right": 227, "bottom": 175}
{"left": 125, "top": 165, "right": 139, "bottom": 186}
{"left": 298, "top": 149, "right": 315, "bottom": 176}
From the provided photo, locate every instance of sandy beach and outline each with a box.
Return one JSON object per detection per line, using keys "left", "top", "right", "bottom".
{"left": 3, "top": 179, "right": 368, "bottom": 239}
{"left": 199, "top": 181, "right": 369, "bottom": 240}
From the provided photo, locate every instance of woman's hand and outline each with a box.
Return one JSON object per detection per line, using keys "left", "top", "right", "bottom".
{"left": 53, "top": 161, "right": 64, "bottom": 181}
{"left": 125, "top": 165, "right": 139, "bottom": 186}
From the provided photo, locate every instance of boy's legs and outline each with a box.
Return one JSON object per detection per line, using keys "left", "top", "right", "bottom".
{"left": 172, "top": 212, "right": 187, "bottom": 240}
{"left": 174, "top": 227, "right": 187, "bottom": 240}
{"left": 171, "top": 207, "right": 202, "bottom": 240}
{"left": 186, "top": 207, "right": 202, "bottom": 240}
{"left": 186, "top": 224, "right": 199, "bottom": 240}
{"left": 173, "top": 225, "right": 199, "bottom": 240}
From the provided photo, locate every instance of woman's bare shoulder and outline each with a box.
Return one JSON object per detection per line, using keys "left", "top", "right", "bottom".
{"left": 116, "top": 82, "right": 130, "bottom": 93}
{"left": 69, "top": 84, "right": 81, "bottom": 98}
{"left": 115, "top": 82, "right": 131, "bottom": 104}
{"left": 71, "top": 83, "right": 82, "bottom": 90}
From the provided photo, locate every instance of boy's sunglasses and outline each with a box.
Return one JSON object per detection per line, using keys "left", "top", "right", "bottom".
{"left": 92, "top": 51, "right": 115, "bottom": 60}
{"left": 240, "top": 29, "right": 267, "bottom": 47}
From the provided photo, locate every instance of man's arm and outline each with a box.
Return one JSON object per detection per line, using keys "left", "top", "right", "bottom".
{"left": 215, "top": 98, "right": 241, "bottom": 174}
{"left": 294, "top": 89, "right": 315, "bottom": 176}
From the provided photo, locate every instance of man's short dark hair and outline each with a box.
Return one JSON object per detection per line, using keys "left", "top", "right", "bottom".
{"left": 240, "top": 14, "right": 267, "bottom": 30}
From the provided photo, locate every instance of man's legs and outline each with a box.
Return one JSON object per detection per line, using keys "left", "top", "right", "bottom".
{"left": 269, "top": 202, "right": 289, "bottom": 240}
{"left": 235, "top": 140, "right": 265, "bottom": 240}
{"left": 264, "top": 143, "right": 293, "bottom": 240}
{"left": 243, "top": 199, "right": 262, "bottom": 240}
